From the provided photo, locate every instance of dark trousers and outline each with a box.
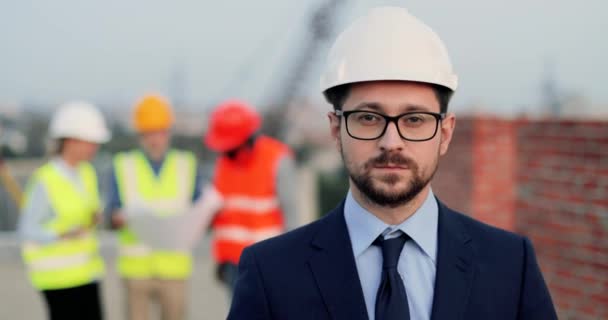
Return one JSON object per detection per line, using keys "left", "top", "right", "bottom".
{"left": 41, "top": 282, "right": 103, "bottom": 320}
{"left": 216, "top": 262, "right": 239, "bottom": 292}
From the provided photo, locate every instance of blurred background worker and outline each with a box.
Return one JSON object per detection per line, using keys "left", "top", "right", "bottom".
{"left": 204, "top": 100, "right": 297, "bottom": 292}
{"left": 18, "top": 102, "right": 110, "bottom": 320}
{"left": 105, "top": 94, "right": 202, "bottom": 320}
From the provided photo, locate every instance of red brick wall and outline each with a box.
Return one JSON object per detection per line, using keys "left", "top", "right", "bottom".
{"left": 434, "top": 118, "right": 473, "bottom": 214}
{"left": 516, "top": 119, "right": 608, "bottom": 319}
{"left": 471, "top": 117, "right": 517, "bottom": 231}
{"left": 434, "top": 117, "right": 608, "bottom": 319}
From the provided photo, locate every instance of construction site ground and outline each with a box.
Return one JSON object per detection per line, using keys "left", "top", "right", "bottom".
{"left": 0, "top": 232, "right": 230, "bottom": 319}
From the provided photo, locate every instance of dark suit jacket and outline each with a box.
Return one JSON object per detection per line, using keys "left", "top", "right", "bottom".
{"left": 227, "top": 200, "right": 557, "bottom": 320}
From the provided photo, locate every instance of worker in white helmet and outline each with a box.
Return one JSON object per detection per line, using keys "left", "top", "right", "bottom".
{"left": 18, "top": 101, "right": 110, "bottom": 320}
{"left": 227, "top": 6, "right": 557, "bottom": 320}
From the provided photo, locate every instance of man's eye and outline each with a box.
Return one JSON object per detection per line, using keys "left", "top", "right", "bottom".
{"left": 357, "top": 113, "right": 381, "bottom": 122}
{"left": 401, "top": 114, "right": 428, "bottom": 126}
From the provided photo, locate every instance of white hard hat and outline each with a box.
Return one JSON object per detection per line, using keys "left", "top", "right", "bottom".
{"left": 320, "top": 6, "right": 458, "bottom": 95}
{"left": 49, "top": 101, "right": 111, "bottom": 143}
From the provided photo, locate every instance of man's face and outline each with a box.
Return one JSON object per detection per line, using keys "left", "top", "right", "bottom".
{"left": 139, "top": 130, "right": 171, "bottom": 159}
{"left": 223, "top": 140, "right": 254, "bottom": 164}
{"left": 328, "top": 81, "right": 455, "bottom": 208}
{"left": 65, "top": 138, "right": 99, "bottom": 161}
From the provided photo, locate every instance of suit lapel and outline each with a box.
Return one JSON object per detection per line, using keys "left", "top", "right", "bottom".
{"left": 431, "top": 201, "right": 475, "bottom": 320}
{"left": 308, "top": 202, "right": 369, "bottom": 320}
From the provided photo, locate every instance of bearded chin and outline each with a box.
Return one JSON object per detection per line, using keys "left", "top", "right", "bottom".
{"left": 346, "top": 159, "right": 437, "bottom": 208}
{"left": 338, "top": 139, "right": 437, "bottom": 208}
{"left": 350, "top": 172, "right": 426, "bottom": 208}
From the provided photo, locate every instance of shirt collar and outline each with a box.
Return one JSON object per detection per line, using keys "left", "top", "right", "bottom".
{"left": 344, "top": 188, "right": 439, "bottom": 263}
{"left": 394, "top": 189, "right": 438, "bottom": 263}
{"left": 142, "top": 149, "right": 168, "bottom": 167}
{"left": 52, "top": 157, "right": 79, "bottom": 174}
{"left": 344, "top": 191, "right": 387, "bottom": 258}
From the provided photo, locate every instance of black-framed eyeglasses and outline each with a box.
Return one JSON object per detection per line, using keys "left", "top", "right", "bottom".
{"left": 335, "top": 110, "right": 446, "bottom": 141}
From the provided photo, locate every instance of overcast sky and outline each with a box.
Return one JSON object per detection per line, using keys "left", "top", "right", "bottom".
{"left": 1, "top": 0, "right": 606, "bottom": 115}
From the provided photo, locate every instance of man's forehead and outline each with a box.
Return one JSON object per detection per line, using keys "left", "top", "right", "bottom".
{"left": 343, "top": 81, "right": 440, "bottom": 113}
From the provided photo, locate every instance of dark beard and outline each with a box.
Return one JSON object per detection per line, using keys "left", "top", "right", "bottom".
{"left": 347, "top": 151, "right": 434, "bottom": 208}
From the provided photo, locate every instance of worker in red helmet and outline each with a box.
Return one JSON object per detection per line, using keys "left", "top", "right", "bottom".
{"left": 204, "top": 100, "right": 297, "bottom": 292}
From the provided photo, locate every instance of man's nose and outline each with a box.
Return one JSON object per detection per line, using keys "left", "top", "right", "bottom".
{"left": 378, "top": 121, "right": 404, "bottom": 152}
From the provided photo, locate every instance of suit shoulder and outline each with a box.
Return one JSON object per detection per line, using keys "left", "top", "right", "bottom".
{"left": 448, "top": 207, "right": 526, "bottom": 249}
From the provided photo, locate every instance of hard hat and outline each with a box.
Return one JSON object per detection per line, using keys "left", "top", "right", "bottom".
{"left": 133, "top": 94, "right": 174, "bottom": 132}
{"left": 49, "top": 101, "right": 111, "bottom": 143}
{"left": 320, "top": 6, "right": 458, "bottom": 96}
{"left": 204, "top": 100, "right": 261, "bottom": 152}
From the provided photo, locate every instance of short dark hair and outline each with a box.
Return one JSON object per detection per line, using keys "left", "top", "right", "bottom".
{"left": 324, "top": 82, "right": 453, "bottom": 113}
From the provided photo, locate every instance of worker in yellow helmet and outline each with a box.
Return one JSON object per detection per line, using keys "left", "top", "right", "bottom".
{"left": 105, "top": 95, "right": 202, "bottom": 320}
{"left": 18, "top": 101, "right": 110, "bottom": 320}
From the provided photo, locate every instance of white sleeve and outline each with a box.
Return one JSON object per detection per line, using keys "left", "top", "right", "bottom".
{"left": 17, "top": 182, "right": 59, "bottom": 243}
{"left": 276, "top": 156, "right": 298, "bottom": 230}
{"left": 190, "top": 183, "right": 224, "bottom": 231}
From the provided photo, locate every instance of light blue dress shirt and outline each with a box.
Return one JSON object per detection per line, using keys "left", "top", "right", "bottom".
{"left": 344, "top": 189, "right": 439, "bottom": 320}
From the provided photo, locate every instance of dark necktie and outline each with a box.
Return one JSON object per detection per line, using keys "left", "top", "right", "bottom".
{"left": 373, "top": 233, "right": 410, "bottom": 320}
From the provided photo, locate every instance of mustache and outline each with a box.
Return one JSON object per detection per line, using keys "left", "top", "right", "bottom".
{"left": 367, "top": 152, "right": 415, "bottom": 168}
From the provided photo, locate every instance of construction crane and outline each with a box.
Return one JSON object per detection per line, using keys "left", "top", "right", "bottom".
{"left": 206, "top": 0, "right": 349, "bottom": 138}
{"left": 262, "top": 0, "right": 349, "bottom": 139}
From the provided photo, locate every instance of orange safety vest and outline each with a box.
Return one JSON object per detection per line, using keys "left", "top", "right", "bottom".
{"left": 212, "top": 136, "right": 292, "bottom": 264}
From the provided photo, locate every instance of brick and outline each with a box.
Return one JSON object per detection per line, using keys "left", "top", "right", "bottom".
{"left": 551, "top": 283, "right": 584, "bottom": 297}
{"left": 592, "top": 198, "right": 608, "bottom": 206}
{"left": 441, "top": 117, "right": 607, "bottom": 319}
{"left": 578, "top": 305, "right": 599, "bottom": 317}
{"left": 591, "top": 294, "right": 608, "bottom": 307}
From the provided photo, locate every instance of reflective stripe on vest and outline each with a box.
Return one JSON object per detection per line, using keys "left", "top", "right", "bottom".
{"left": 114, "top": 150, "right": 196, "bottom": 279}
{"left": 212, "top": 136, "right": 292, "bottom": 264}
{"left": 28, "top": 252, "right": 91, "bottom": 271}
{"left": 214, "top": 225, "right": 283, "bottom": 243}
{"left": 223, "top": 195, "right": 280, "bottom": 213}
{"left": 21, "top": 162, "right": 104, "bottom": 290}
{"left": 24, "top": 239, "right": 95, "bottom": 271}
{"left": 119, "top": 244, "right": 151, "bottom": 257}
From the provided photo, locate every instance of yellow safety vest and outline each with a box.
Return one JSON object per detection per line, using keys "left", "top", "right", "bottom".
{"left": 113, "top": 149, "right": 197, "bottom": 279}
{"left": 21, "top": 162, "right": 104, "bottom": 290}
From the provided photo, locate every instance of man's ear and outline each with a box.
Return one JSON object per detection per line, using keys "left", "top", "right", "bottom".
{"left": 439, "top": 113, "right": 455, "bottom": 156}
{"left": 328, "top": 111, "right": 342, "bottom": 151}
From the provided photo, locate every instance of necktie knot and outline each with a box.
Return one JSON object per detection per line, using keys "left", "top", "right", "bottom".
{"left": 373, "top": 233, "right": 409, "bottom": 269}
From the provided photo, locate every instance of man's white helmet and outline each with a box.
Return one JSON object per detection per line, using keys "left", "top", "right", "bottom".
{"left": 320, "top": 6, "right": 458, "bottom": 96}
{"left": 49, "top": 101, "right": 111, "bottom": 143}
